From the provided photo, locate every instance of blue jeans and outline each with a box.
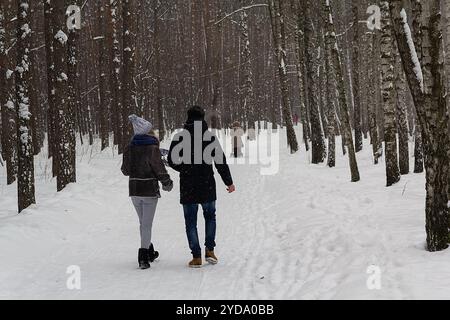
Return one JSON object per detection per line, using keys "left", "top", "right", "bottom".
{"left": 183, "top": 201, "right": 216, "bottom": 258}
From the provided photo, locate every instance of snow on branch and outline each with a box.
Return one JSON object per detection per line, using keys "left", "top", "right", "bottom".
{"left": 399, "top": 8, "right": 424, "bottom": 93}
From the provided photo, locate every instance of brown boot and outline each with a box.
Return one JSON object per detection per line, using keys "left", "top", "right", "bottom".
{"left": 188, "top": 258, "right": 202, "bottom": 268}
{"left": 205, "top": 249, "right": 218, "bottom": 265}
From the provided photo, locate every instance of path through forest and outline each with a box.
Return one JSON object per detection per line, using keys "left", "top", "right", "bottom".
{"left": 1, "top": 129, "right": 450, "bottom": 300}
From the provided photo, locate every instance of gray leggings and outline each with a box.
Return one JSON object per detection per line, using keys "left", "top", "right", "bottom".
{"left": 131, "top": 197, "right": 159, "bottom": 248}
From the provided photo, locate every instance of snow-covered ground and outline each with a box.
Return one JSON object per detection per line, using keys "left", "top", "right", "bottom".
{"left": 0, "top": 127, "right": 449, "bottom": 300}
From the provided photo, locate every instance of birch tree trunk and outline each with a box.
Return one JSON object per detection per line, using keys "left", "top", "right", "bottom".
{"left": 412, "top": 0, "right": 424, "bottom": 174}
{"left": 267, "top": 0, "right": 298, "bottom": 153}
{"left": 368, "top": 26, "right": 382, "bottom": 165}
{"left": 327, "top": 0, "right": 360, "bottom": 182}
{"left": 292, "top": 0, "right": 310, "bottom": 151}
{"left": 444, "top": 0, "right": 450, "bottom": 197}
{"left": 239, "top": 2, "right": 254, "bottom": 134}
{"left": 323, "top": 0, "right": 336, "bottom": 168}
{"left": 394, "top": 49, "right": 410, "bottom": 175}
{"left": 390, "top": 0, "right": 450, "bottom": 252}
{"left": 380, "top": 1, "right": 401, "bottom": 187}
{"left": 352, "top": 0, "right": 363, "bottom": 153}
{"left": 15, "top": 0, "right": 36, "bottom": 212}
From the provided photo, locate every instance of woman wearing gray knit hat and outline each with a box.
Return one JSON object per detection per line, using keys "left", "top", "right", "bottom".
{"left": 121, "top": 114, "right": 174, "bottom": 270}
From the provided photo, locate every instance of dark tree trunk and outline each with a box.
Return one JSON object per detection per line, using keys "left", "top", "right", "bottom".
{"left": 110, "top": 0, "right": 123, "bottom": 152}
{"left": 352, "top": 0, "right": 363, "bottom": 153}
{"left": 99, "top": 0, "right": 110, "bottom": 150}
{"left": 323, "top": 0, "right": 336, "bottom": 168}
{"left": 394, "top": 51, "right": 410, "bottom": 175}
{"left": 328, "top": 0, "right": 360, "bottom": 182}
{"left": 54, "top": 0, "right": 76, "bottom": 191}
{"left": 66, "top": 0, "right": 80, "bottom": 181}
{"left": 43, "top": 0, "right": 58, "bottom": 177}
{"left": 122, "top": 0, "right": 137, "bottom": 147}
{"left": 412, "top": 0, "right": 424, "bottom": 174}
{"left": 0, "top": 0, "right": 18, "bottom": 185}
{"left": 304, "top": 0, "right": 325, "bottom": 162}
{"left": 15, "top": 0, "right": 36, "bottom": 212}
{"left": 268, "top": 0, "right": 299, "bottom": 153}
{"left": 154, "top": 1, "right": 165, "bottom": 141}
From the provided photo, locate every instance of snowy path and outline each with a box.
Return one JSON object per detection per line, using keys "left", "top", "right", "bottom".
{"left": 1, "top": 131, "right": 450, "bottom": 300}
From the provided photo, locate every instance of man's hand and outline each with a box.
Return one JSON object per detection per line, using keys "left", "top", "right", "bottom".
{"left": 227, "top": 184, "right": 236, "bottom": 193}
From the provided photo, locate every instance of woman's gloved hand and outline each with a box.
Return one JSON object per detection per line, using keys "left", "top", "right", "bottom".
{"left": 162, "top": 180, "right": 174, "bottom": 192}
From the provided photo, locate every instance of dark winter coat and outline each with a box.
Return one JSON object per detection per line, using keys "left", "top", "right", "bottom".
{"left": 121, "top": 135, "right": 173, "bottom": 197}
{"left": 168, "top": 121, "right": 233, "bottom": 205}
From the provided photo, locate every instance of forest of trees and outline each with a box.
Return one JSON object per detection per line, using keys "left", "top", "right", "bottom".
{"left": 0, "top": 0, "right": 449, "bottom": 252}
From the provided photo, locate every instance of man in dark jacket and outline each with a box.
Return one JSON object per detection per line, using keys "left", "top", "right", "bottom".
{"left": 122, "top": 114, "right": 173, "bottom": 269}
{"left": 168, "top": 106, "right": 235, "bottom": 268}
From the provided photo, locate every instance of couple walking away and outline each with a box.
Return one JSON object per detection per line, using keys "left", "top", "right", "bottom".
{"left": 121, "top": 106, "right": 235, "bottom": 270}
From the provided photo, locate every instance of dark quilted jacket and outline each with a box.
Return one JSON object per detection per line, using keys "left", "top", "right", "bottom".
{"left": 168, "top": 121, "right": 233, "bottom": 205}
{"left": 121, "top": 135, "right": 173, "bottom": 197}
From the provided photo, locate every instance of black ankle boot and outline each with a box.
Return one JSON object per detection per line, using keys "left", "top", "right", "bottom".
{"left": 148, "top": 243, "right": 159, "bottom": 263}
{"left": 138, "top": 248, "right": 150, "bottom": 269}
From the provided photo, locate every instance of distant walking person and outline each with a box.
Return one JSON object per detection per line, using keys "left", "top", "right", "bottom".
{"left": 231, "top": 121, "right": 244, "bottom": 158}
{"left": 122, "top": 115, "right": 173, "bottom": 270}
{"left": 293, "top": 113, "right": 299, "bottom": 126}
{"left": 168, "top": 106, "right": 235, "bottom": 268}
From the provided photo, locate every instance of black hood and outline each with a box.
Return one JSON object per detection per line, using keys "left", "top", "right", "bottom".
{"left": 184, "top": 120, "right": 209, "bottom": 134}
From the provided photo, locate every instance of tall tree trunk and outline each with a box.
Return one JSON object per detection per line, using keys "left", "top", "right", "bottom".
{"left": 154, "top": 0, "right": 164, "bottom": 141}
{"left": 323, "top": 0, "right": 336, "bottom": 168}
{"left": 303, "top": 0, "right": 325, "bottom": 162}
{"left": 29, "top": 1, "right": 43, "bottom": 156}
{"left": 380, "top": 1, "right": 401, "bottom": 187}
{"left": 412, "top": 0, "right": 424, "bottom": 174}
{"left": 394, "top": 49, "right": 410, "bottom": 175}
{"left": 122, "top": 0, "right": 137, "bottom": 147}
{"left": 99, "top": 0, "right": 110, "bottom": 150}
{"left": 292, "top": 0, "right": 310, "bottom": 151}
{"left": 66, "top": 0, "right": 79, "bottom": 182}
{"left": 390, "top": 0, "right": 450, "bottom": 252}
{"left": 444, "top": 0, "right": 450, "bottom": 197}
{"left": 0, "top": 0, "right": 18, "bottom": 185}
{"left": 15, "top": 0, "right": 36, "bottom": 212}
{"left": 239, "top": 2, "right": 254, "bottom": 135}
{"left": 368, "top": 26, "right": 382, "bottom": 165}
{"left": 53, "top": 0, "right": 75, "bottom": 191}
{"left": 110, "top": 0, "right": 123, "bottom": 153}
{"left": 327, "top": 0, "right": 360, "bottom": 182}
{"left": 352, "top": 0, "right": 363, "bottom": 153}
{"left": 43, "top": 0, "right": 58, "bottom": 177}
{"left": 267, "top": 0, "right": 298, "bottom": 153}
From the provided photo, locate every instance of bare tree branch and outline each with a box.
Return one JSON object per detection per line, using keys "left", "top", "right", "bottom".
{"left": 214, "top": 4, "right": 268, "bottom": 25}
